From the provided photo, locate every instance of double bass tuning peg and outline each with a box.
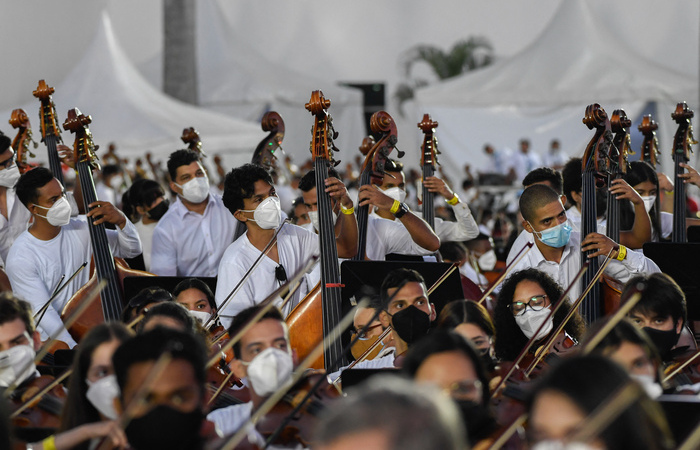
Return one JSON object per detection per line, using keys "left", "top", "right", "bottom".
{"left": 395, "top": 146, "right": 405, "bottom": 159}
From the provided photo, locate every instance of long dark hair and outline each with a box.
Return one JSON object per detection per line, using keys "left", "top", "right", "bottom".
{"left": 122, "top": 178, "right": 165, "bottom": 222}
{"left": 494, "top": 269, "right": 586, "bottom": 361}
{"left": 60, "top": 323, "right": 133, "bottom": 445}
{"left": 621, "top": 161, "right": 662, "bottom": 241}
{"left": 437, "top": 300, "right": 495, "bottom": 339}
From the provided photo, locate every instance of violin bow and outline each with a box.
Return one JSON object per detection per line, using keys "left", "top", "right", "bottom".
{"left": 478, "top": 242, "right": 533, "bottom": 305}
{"left": 219, "top": 300, "right": 365, "bottom": 450}
{"left": 427, "top": 263, "right": 458, "bottom": 296}
{"left": 34, "top": 262, "right": 88, "bottom": 325}
{"left": 663, "top": 350, "right": 700, "bottom": 384}
{"left": 490, "top": 263, "right": 589, "bottom": 398}
{"left": 206, "top": 255, "right": 319, "bottom": 369}
{"left": 334, "top": 326, "right": 394, "bottom": 381}
{"left": 204, "top": 220, "right": 290, "bottom": 329}
{"left": 523, "top": 251, "right": 616, "bottom": 376}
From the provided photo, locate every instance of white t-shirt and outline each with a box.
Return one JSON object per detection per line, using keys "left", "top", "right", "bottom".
{"left": 151, "top": 195, "right": 237, "bottom": 277}
{"left": 133, "top": 220, "right": 157, "bottom": 271}
{"left": 0, "top": 187, "right": 31, "bottom": 265}
{"left": 6, "top": 217, "right": 141, "bottom": 346}
{"left": 215, "top": 224, "right": 318, "bottom": 327}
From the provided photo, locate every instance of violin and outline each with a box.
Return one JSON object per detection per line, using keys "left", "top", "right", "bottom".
{"left": 7, "top": 374, "right": 67, "bottom": 445}
{"left": 287, "top": 92, "right": 345, "bottom": 372}
{"left": 670, "top": 102, "right": 696, "bottom": 243}
{"left": 418, "top": 114, "right": 439, "bottom": 231}
{"left": 33, "top": 80, "right": 65, "bottom": 184}
{"left": 8, "top": 109, "right": 38, "bottom": 174}
{"left": 60, "top": 109, "right": 153, "bottom": 341}
{"left": 353, "top": 111, "right": 399, "bottom": 261}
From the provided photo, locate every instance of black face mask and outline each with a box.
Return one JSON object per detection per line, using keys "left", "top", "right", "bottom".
{"left": 455, "top": 400, "right": 496, "bottom": 443}
{"left": 480, "top": 352, "right": 496, "bottom": 373}
{"left": 146, "top": 199, "right": 170, "bottom": 221}
{"left": 389, "top": 305, "right": 431, "bottom": 345}
{"left": 643, "top": 326, "right": 679, "bottom": 360}
{"left": 125, "top": 404, "right": 203, "bottom": 450}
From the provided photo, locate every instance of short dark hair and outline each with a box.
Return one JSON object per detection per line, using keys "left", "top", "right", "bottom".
{"left": 138, "top": 302, "right": 197, "bottom": 334}
{"left": 121, "top": 287, "right": 173, "bottom": 322}
{"left": 222, "top": 163, "right": 273, "bottom": 215}
{"left": 0, "top": 131, "right": 11, "bottom": 153}
{"left": 379, "top": 269, "right": 425, "bottom": 311}
{"left": 438, "top": 241, "right": 466, "bottom": 263}
{"left": 561, "top": 157, "right": 583, "bottom": 205}
{"left": 494, "top": 269, "right": 585, "bottom": 361}
{"left": 0, "top": 293, "right": 35, "bottom": 334}
{"left": 402, "top": 329, "right": 491, "bottom": 406}
{"left": 519, "top": 184, "right": 561, "bottom": 223}
{"left": 172, "top": 278, "right": 217, "bottom": 311}
{"left": 112, "top": 327, "right": 208, "bottom": 398}
{"left": 102, "top": 164, "right": 122, "bottom": 178}
{"left": 522, "top": 167, "right": 563, "bottom": 194}
{"left": 227, "top": 305, "right": 285, "bottom": 358}
{"left": 167, "top": 149, "right": 200, "bottom": 181}
{"left": 464, "top": 233, "right": 492, "bottom": 251}
{"left": 15, "top": 166, "right": 55, "bottom": 207}
{"left": 623, "top": 273, "right": 687, "bottom": 327}
{"left": 438, "top": 299, "right": 495, "bottom": 339}
{"left": 298, "top": 167, "right": 341, "bottom": 193}
{"left": 123, "top": 178, "right": 165, "bottom": 220}
{"left": 385, "top": 159, "right": 403, "bottom": 173}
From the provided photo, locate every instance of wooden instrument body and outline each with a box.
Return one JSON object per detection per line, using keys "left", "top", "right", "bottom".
{"left": 9, "top": 375, "right": 67, "bottom": 440}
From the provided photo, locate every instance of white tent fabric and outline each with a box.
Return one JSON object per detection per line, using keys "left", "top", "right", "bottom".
{"left": 1, "top": 12, "right": 264, "bottom": 169}
{"left": 411, "top": 0, "right": 698, "bottom": 183}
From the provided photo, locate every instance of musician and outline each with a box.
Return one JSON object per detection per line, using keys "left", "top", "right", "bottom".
{"left": 0, "top": 132, "right": 30, "bottom": 266}
{"left": 315, "top": 375, "right": 466, "bottom": 450}
{"left": 216, "top": 164, "right": 341, "bottom": 325}
{"left": 120, "top": 286, "right": 171, "bottom": 323}
{"left": 465, "top": 234, "right": 498, "bottom": 285}
{"left": 479, "top": 143, "right": 514, "bottom": 181}
{"left": 437, "top": 300, "right": 496, "bottom": 367}
{"left": 622, "top": 273, "right": 690, "bottom": 363}
{"left": 138, "top": 301, "right": 198, "bottom": 334}
{"left": 173, "top": 278, "right": 219, "bottom": 327}
{"left": 365, "top": 159, "right": 477, "bottom": 252}
{"left": 544, "top": 139, "right": 566, "bottom": 170}
{"left": 510, "top": 138, "right": 542, "bottom": 183}
{"left": 206, "top": 305, "right": 295, "bottom": 444}
{"left": 94, "top": 164, "right": 123, "bottom": 208}
{"left": 7, "top": 167, "right": 141, "bottom": 346}
{"left": 506, "top": 184, "right": 659, "bottom": 302}
{"left": 112, "top": 327, "right": 215, "bottom": 450}
{"left": 151, "top": 149, "right": 236, "bottom": 277}
{"left": 526, "top": 355, "right": 673, "bottom": 449}
{"left": 290, "top": 196, "right": 311, "bottom": 229}
{"left": 439, "top": 241, "right": 487, "bottom": 286}
{"left": 349, "top": 299, "right": 395, "bottom": 362}
{"left": 493, "top": 269, "right": 585, "bottom": 362}
{"left": 0, "top": 294, "right": 42, "bottom": 390}
{"left": 122, "top": 178, "right": 169, "bottom": 271}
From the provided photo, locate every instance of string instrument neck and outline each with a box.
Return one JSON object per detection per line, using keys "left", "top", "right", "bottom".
{"left": 418, "top": 114, "right": 439, "bottom": 231}
{"left": 671, "top": 102, "right": 696, "bottom": 243}
{"left": 33, "top": 80, "right": 65, "bottom": 185}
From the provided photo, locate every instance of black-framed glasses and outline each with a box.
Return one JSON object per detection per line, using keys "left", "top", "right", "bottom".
{"left": 508, "top": 294, "right": 548, "bottom": 316}
{"left": 275, "top": 264, "right": 287, "bottom": 283}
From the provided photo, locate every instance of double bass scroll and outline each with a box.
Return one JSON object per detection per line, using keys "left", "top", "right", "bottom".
{"left": 33, "top": 80, "right": 65, "bottom": 184}
{"left": 9, "top": 109, "right": 38, "bottom": 174}
{"left": 670, "top": 102, "right": 696, "bottom": 243}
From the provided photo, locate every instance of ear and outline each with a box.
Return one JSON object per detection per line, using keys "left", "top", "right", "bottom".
{"left": 231, "top": 359, "right": 247, "bottom": 379}
{"left": 379, "top": 310, "right": 391, "bottom": 328}
{"left": 559, "top": 195, "right": 567, "bottom": 206}
{"left": 675, "top": 319, "right": 683, "bottom": 335}
{"left": 233, "top": 210, "right": 247, "bottom": 223}
{"left": 135, "top": 205, "right": 146, "bottom": 216}
{"left": 429, "top": 303, "right": 436, "bottom": 322}
{"left": 31, "top": 331, "right": 41, "bottom": 351}
{"left": 522, "top": 220, "right": 533, "bottom": 234}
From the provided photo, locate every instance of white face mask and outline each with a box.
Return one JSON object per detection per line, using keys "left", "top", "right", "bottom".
{"left": 629, "top": 373, "right": 663, "bottom": 399}
{"left": 242, "top": 347, "right": 293, "bottom": 397}
{"left": 240, "top": 196, "right": 281, "bottom": 230}
{"left": 0, "top": 345, "right": 36, "bottom": 388}
{"left": 86, "top": 374, "right": 120, "bottom": 420}
{"left": 108, "top": 175, "right": 123, "bottom": 191}
{"left": 514, "top": 306, "right": 554, "bottom": 340}
{"left": 0, "top": 163, "right": 21, "bottom": 188}
{"left": 531, "top": 441, "right": 597, "bottom": 450}
{"left": 641, "top": 195, "right": 656, "bottom": 213}
{"left": 477, "top": 250, "right": 498, "bottom": 271}
{"left": 383, "top": 186, "right": 406, "bottom": 204}
{"left": 175, "top": 176, "right": 209, "bottom": 204}
{"left": 307, "top": 209, "right": 338, "bottom": 232}
{"left": 33, "top": 196, "right": 72, "bottom": 227}
{"left": 188, "top": 310, "right": 212, "bottom": 326}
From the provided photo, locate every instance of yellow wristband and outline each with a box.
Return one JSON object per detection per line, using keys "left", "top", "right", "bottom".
{"left": 42, "top": 436, "right": 57, "bottom": 450}
{"left": 616, "top": 245, "right": 627, "bottom": 261}
{"left": 340, "top": 205, "right": 354, "bottom": 215}
{"left": 390, "top": 200, "right": 401, "bottom": 214}
{"left": 446, "top": 194, "right": 460, "bottom": 206}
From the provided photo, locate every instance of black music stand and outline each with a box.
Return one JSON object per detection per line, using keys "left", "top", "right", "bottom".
{"left": 687, "top": 225, "right": 700, "bottom": 243}
{"left": 658, "top": 395, "right": 700, "bottom": 444}
{"left": 122, "top": 276, "right": 218, "bottom": 302}
{"left": 643, "top": 243, "right": 700, "bottom": 321}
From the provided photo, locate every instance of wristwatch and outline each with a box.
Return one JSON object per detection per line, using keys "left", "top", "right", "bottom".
{"left": 393, "top": 202, "right": 409, "bottom": 219}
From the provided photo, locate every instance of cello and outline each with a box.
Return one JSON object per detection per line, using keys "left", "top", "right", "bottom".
{"left": 8, "top": 109, "right": 38, "bottom": 174}
{"left": 60, "top": 109, "right": 153, "bottom": 341}
{"left": 33, "top": 80, "right": 65, "bottom": 184}
{"left": 670, "top": 102, "right": 696, "bottom": 243}
{"left": 353, "top": 111, "right": 398, "bottom": 261}
{"left": 287, "top": 92, "right": 345, "bottom": 372}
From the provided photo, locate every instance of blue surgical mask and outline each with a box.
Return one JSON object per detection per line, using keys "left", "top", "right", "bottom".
{"left": 530, "top": 220, "right": 572, "bottom": 248}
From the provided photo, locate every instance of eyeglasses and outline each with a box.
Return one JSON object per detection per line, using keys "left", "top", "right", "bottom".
{"left": 508, "top": 294, "right": 548, "bottom": 316}
{"left": 351, "top": 323, "right": 382, "bottom": 339}
{"left": 0, "top": 151, "right": 16, "bottom": 170}
{"left": 443, "top": 379, "right": 483, "bottom": 403}
{"left": 275, "top": 264, "right": 287, "bottom": 283}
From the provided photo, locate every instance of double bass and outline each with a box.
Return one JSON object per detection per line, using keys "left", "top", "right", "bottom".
{"left": 639, "top": 114, "right": 660, "bottom": 169}
{"left": 8, "top": 109, "right": 38, "bottom": 174}
{"left": 60, "top": 109, "right": 153, "bottom": 341}
{"left": 670, "top": 102, "right": 696, "bottom": 243}
{"left": 418, "top": 114, "right": 439, "bottom": 231}
{"left": 287, "top": 92, "right": 345, "bottom": 372}
{"left": 33, "top": 80, "right": 65, "bottom": 184}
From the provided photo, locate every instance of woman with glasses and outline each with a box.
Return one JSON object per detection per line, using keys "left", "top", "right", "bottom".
{"left": 493, "top": 268, "right": 586, "bottom": 362}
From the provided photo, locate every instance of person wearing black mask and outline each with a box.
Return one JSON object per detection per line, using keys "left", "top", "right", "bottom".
{"left": 122, "top": 178, "right": 169, "bottom": 272}
{"left": 112, "top": 327, "right": 217, "bottom": 450}
{"left": 623, "top": 273, "right": 690, "bottom": 363}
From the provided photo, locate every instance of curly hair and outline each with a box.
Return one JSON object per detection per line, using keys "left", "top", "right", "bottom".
{"left": 494, "top": 268, "right": 586, "bottom": 361}
{"left": 222, "top": 163, "right": 273, "bottom": 215}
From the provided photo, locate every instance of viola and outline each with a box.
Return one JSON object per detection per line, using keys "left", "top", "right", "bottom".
{"left": 33, "top": 80, "right": 65, "bottom": 184}
{"left": 60, "top": 109, "right": 153, "bottom": 341}
{"left": 8, "top": 374, "right": 67, "bottom": 444}
{"left": 8, "top": 109, "right": 38, "bottom": 174}
{"left": 418, "top": 114, "right": 439, "bottom": 231}
{"left": 353, "top": 111, "right": 399, "bottom": 261}
{"left": 670, "top": 102, "right": 696, "bottom": 243}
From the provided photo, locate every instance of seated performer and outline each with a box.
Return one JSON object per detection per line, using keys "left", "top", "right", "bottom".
{"left": 151, "top": 149, "right": 236, "bottom": 277}
{"left": 7, "top": 167, "right": 141, "bottom": 346}
{"left": 216, "top": 164, "right": 356, "bottom": 325}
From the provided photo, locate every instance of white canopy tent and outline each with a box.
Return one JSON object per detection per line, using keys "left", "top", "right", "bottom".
{"left": 1, "top": 12, "right": 264, "bottom": 170}
{"left": 411, "top": 0, "right": 698, "bottom": 184}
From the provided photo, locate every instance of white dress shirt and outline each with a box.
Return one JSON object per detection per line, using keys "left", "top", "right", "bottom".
{"left": 151, "top": 195, "right": 237, "bottom": 277}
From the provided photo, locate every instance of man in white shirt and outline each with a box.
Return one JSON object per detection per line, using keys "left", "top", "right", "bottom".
{"left": 6, "top": 167, "right": 141, "bottom": 346}
{"left": 151, "top": 149, "right": 236, "bottom": 277}
{"left": 507, "top": 184, "right": 659, "bottom": 301}
{"left": 0, "top": 134, "right": 30, "bottom": 266}
{"left": 216, "top": 164, "right": 357, "bottom": 326}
